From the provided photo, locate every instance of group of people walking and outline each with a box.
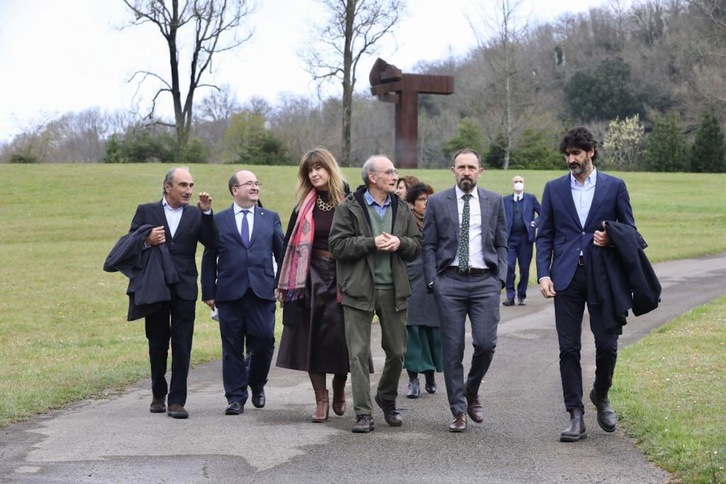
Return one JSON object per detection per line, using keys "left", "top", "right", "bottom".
{"left": 106, "top": 126, "right": 660, "bottom": 440}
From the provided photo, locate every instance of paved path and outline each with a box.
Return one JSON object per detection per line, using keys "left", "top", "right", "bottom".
{"left": 2, "top": 253, "right": 725, "bottom": 483}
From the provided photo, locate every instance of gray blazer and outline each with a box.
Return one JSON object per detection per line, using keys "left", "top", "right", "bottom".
{"left": 422, "top": 186, "right": 508, "bottom": 288}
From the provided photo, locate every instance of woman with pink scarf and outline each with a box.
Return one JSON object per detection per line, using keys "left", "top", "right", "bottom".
{"left": 276, "top": 147, "right": 351, "bottom": 422}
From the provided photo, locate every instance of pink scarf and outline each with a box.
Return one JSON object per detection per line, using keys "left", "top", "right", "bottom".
{"left": 277, "top": 189, "right": 317, "bottom": 302}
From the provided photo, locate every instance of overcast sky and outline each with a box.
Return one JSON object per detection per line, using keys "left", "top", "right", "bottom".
{"left": 0, "top": 0, "right": 620, "bottom": 142}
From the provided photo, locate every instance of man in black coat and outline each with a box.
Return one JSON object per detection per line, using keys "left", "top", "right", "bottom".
{"left": 125, "top": 167, "right": 215, "bottom": 419}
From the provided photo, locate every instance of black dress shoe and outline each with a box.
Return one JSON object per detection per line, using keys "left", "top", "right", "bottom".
{"left": 424, "top": 372, "right": 437, "bottom": 394}
{"left": 251, "top": 391, "right": 265, "bottom": 409}
{"left": 150, "top": 397, "right": 166, "bottom": 413}
{"left": 590, "top": 389, "right": 617, "bottom": 432}
{"left": 518, "top": 297, "right": 526, "bottom": 306}
{"left": 560, "top": 408, "right": 587, "bottom": 442}
{"left": 407, "top": 378, "right": 420, "bottom": 399}
{"left": 375, "top": 394, "right": 402, "bottom": 427}
{"left": 167, "top": 403, "right": 189, "bottom": 419}
{"left": 502, "top": 298, "right": 515, "bottom": 306}
{"left": 449, "top": 412, "right": 467, "bottom": 432}
{"left": 225, "top": 402, "right": 244, "bottom": 415}
{"left": 352, "top": 414, "right": 375, "bottom": 433}
{"left": 465, "top": 393, "right": 484, "bottom": 423}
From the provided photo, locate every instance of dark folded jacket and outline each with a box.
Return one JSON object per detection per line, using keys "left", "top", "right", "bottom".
{"left": 104, "top": 224, "right": 180, "bottom": 320}
{"left": 587, "top": 221, "right": 661, "bottom": 334}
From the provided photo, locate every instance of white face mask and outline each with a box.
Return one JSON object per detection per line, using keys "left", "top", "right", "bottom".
{"left": 513, "top": 182, "right": 524, "bottom": 191}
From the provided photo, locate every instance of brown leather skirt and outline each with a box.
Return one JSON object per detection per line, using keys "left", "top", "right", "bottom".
{"left": 276, "top": 255, "right": 350, "bottom": 374}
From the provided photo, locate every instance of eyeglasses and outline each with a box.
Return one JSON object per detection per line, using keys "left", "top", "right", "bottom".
{"left": 234, "top": 181, "right": 262, "bottom": 188}
{"left": 375, "top": 169, "right": 398, "bottom": 176}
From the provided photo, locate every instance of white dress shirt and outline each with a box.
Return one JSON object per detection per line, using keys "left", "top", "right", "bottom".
{"left": 162, "top": 197, "right": 184, "bottom": 238}
{"left": 570, "top": 168, "right": 598, "bottom": 228}
{"left": 454, "top": 186, "right": 486, "bottom": 270}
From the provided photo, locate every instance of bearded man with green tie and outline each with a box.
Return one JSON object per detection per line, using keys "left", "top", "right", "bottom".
{"left": 422, "top": 149, "right": 508, "bottom": 432}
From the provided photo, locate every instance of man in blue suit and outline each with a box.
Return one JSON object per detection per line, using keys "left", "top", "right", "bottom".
{"left": 536, "top": 127, "right": 636, "bottom": 442}
{"left": 423, "top": 149, "right": 508, "bottom": 432}
{"left": 502, "top": 175, "right": 541, "bottom": 306}
{"left": 202, "top": 170, "right": 285, "bottom": 416}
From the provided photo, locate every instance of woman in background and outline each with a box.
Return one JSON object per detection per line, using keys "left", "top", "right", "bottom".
{"left": 276, "top": 147, "right": 350, "bottom": 422}
{"left": 403, "top": 182, "right": 443, "bottom": 398}
{"left": 395, "top": 175, "right": 420, "bottom": 200}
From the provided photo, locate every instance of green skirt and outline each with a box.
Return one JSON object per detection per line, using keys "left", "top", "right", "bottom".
{"left": 404, "top": 326, "right": 443, "bottom": 373}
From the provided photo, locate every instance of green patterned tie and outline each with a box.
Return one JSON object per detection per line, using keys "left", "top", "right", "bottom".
{"left": 459, "top": 194, "right": 472, "bottom": 272}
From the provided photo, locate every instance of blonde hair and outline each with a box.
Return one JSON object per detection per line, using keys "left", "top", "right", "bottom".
{"left": 295, "top": 147, "right": 347, "bottom": 209}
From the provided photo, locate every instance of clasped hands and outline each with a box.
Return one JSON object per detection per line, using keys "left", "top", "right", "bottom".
{"left": 375, "top": 232, "right": 401, "bottom": 252}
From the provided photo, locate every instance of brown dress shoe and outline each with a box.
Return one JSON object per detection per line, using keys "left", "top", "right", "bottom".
{"left": 465, "top": 393, "right": 484, "bottom": 423}
{"left": 150, "top": 398, "right": 166, "bottom": 413}
{"left": 449, "top": 412, "right": 467, "bottom": 432}
{"left": 167, "top": 403, "right": 189, "bottom": 419}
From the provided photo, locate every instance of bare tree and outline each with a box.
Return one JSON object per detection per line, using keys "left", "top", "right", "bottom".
{"left": 469, "top": 0, "right": 539, "bottom": 170}
{"left": 687, "top": 0, "right": 726, "bottom": 106}
{"left": 122, "top": 0, "right": 255, "bottom": 161}
{"left": 302, "top": 0, "right": 404, "bottom": 166}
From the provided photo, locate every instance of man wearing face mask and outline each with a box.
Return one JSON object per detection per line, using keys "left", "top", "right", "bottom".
{"left": 502, "top": 176, "right": 541, "bottom": 306}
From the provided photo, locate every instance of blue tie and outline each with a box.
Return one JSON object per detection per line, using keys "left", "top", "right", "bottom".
{"left": 241, "top": 209, "right": 250, "bottom": 247}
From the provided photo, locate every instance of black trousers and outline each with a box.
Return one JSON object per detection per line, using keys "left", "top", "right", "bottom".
{"left": 553, "top": 265, "right": 619, "bottom": 412}
{"left": 144, "top": 297, "right": 196, "bottom": 406}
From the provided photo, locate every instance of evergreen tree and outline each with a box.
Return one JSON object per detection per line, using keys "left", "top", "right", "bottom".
{"left": 691, "top": 111, "right": 726, "bottom": 173}
{"left": 442, "top": 118, "right": 485, "bottom": 160}
{"left": 482, "top": 132, "right": 507, "bottom": 169}
{"left": 643, "top": 113, "right": 690, "bottom": 172}
{"left": 509, "top": 129, "right": 563, "bottom": 170}
{"left": 563, "top": 58, "right": 644, "bottom": 123}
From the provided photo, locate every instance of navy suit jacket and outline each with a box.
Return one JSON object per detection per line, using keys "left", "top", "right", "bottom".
{"left": 422, "top": 186, "right": 508, "bottom": 287}
{"left": 535, "top": 171, "right": 635, "bottom": 292}
{"left": 201, "top": 204, "right": 284, "bottom": 303}
{"left": 129, "top": 201, "right": 214, "bottom": 301}
{"left": 503, "top": 192, "right": 541, "bottom": 243}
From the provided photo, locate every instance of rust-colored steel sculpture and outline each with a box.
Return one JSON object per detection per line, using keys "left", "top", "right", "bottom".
{"left": 370, "top": 58, "right": 454, "bottom": 168}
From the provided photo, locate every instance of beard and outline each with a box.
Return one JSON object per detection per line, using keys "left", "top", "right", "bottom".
{"left": 569, "top": 156, "right": 593, "bottom": 176}
{"left": 457, "top": 177, "right": 476, "bottom": 192}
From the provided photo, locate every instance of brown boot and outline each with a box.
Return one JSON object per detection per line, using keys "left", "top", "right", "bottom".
{"left": 312, "top": 389, "right": 329, "bottom": 423}
{"left": 332, "top": 377, "right": 347, "bottom": 416}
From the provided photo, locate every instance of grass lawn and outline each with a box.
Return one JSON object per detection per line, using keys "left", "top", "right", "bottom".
{"left": 0, "top": 163, "right": 724, "bottom": 482}
{"left": 613, "top": 296, "right": 726, "bottom": 484}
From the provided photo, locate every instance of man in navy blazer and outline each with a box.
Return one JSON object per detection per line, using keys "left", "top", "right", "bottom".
{"left": 536, "top": 127, "right": 636, "bottom": 442}
{"left": 202, "top": 170, "right": 284, "bottom": 416}
{"left": 127, "top": 167, "right": 215, "bottom": 419}
{"left": 502, "top": 175, "right": 541, "bottom": 306}
{"left": 423, "top": 149, "right": 508, "bottom": 432}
